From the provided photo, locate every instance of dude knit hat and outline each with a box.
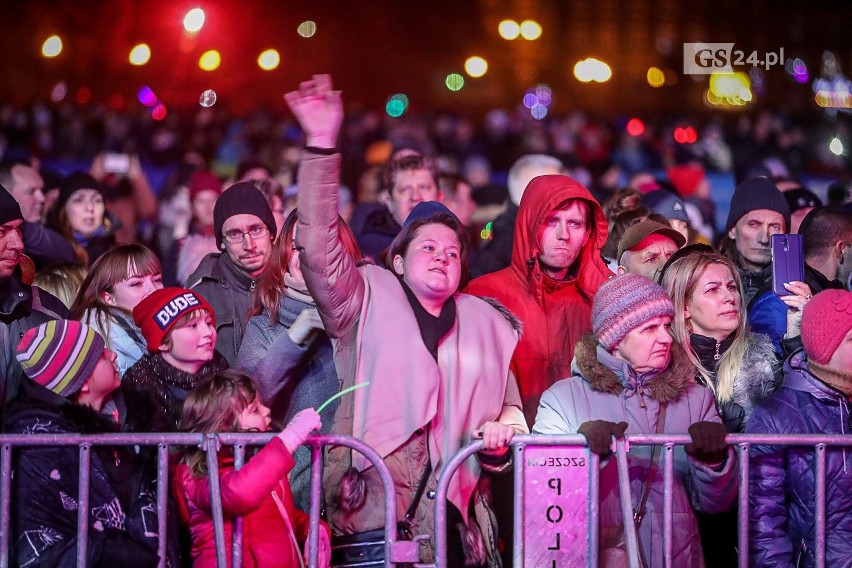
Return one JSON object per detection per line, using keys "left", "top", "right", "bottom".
{"left": 725, "top": 177, "right": 791, "bottom": 232}
{"left": 617, "top": 219, "right": 686, "bottom": 263}
{"left": 133, "top": 287, "right": 215, "bottom": 352}
{"left": 0, "top": 184, "right": 23, "bottom": 226}
{"left": 213, "top": 182, "right": 277, "bottom": 248}
{"left": 641, "top": 190, "right": 689, "bottom": 223}
{"left": 784, "top": 188, "right": 822, "bottom": 213}
{"left": 592, "top": 273, "right": 675, "bottom": 350}
{"left": 403, "top": 201, "right": 460, "bottom": 229}
{"left": 801, "top": 289, "right": 852, "bottom": 365}
{"left": 16, "top": 320, "right": 105, "bottom": 398}
{"left": 189, "top": 171, "right": 222, "bottom": 202}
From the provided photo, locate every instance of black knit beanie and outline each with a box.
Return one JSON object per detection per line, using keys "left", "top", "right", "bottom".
{"left": 725, "top": 177, "right": 791, "bottom": 232}
{"left": 213, "top": 182, "right": 277, "bottom": 247}
{"left": 56, "top": 172, "right": 104, "bottom": 211}
{"left": 0, "top": 184, "right": 23, "bottom": 226}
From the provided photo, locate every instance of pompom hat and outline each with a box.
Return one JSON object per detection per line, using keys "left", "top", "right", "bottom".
{"left": 592, "top": 273, "right": 675, "bottom": 350}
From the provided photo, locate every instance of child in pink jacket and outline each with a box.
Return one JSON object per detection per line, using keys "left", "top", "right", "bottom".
{"left": 173, "top": 370, "right": 330, "bottom": 567}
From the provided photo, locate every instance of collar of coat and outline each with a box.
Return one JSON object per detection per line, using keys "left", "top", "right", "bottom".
{"left": 573, "top": 332, "right": 696, "bottom": 403}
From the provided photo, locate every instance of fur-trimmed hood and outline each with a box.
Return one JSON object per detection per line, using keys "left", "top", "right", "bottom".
{"left": 478, "top": 296, "right": 523, "bottom": 336}
{"left": 572, "top": 332, "right": 696, "bottom": 404}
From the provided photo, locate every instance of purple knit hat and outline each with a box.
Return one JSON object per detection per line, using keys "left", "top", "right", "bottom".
{"left": 801, "top": 289, "right": 852, "bottom": 365}
{"left": 592, "top": 273, "right": 675, "bottom": 350}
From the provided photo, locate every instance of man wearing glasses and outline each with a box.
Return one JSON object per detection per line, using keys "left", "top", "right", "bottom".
{"left": 186, "top": 182, "right": 277, "bottom": 365}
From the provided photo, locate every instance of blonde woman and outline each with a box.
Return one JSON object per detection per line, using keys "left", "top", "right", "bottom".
{"left": 661, "top": 248, "right": 782, "bottom": 433}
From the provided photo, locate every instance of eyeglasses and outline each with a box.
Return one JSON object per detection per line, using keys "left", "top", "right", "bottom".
{"left": 223, "top": 224, "right": 270, "bottom": 243}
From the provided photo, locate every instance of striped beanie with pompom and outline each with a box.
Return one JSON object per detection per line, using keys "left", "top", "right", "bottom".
{"left": 592, "top": 273, "right": 675, "bottom": 350}
{"left": 16, "top": 320, "right": 105, "bottom": 397}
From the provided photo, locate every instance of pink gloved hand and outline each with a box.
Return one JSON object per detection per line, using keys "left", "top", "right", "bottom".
{"left": 277, "top": 408, "right": 322, "bottom": 453}
{"left": 303, "top": 525, "right": 331, "bottom": 568}
{"left": 283, "top": 74, "right": 343, "bottom": 149}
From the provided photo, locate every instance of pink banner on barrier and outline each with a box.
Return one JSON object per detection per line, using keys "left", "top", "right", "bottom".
{"left": 523, "top": 445, "right": 591, "bottom": 567}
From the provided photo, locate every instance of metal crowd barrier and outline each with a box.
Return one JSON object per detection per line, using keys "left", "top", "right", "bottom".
{"left": 0, "top": 432, "right": 404, "bottom": 568}
{"left": 2, "top": 432, "right": 850, "bottom": 567}
{"left": 432, "top": 433, "right": 852, "bottom": 568}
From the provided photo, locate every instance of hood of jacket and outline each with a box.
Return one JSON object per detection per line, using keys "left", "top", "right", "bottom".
{"left": 784, "top": 349, "right": 849, "bottom": 404}
{"left": 510, "top": 175, "right": 610, "bottom": 302}
{"left": 572, "top": 333, "right": 696, "bottom": 403}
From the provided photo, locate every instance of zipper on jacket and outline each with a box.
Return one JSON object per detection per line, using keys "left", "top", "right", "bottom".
{"left": 714, "top": 340, "right": 721, "bottom": 361}
{"left": 113, "top": 450, "right": 121, "bottom": 468}
{"left": 250, "top": 280, "right": 256, "bottom": 291}
{"left": 794, "top": 539, "right": 807, "bottom": 568}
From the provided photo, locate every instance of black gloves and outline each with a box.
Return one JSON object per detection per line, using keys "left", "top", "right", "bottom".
{"left": 577, "top": 420, "right": 628, "bottom": 457}
{"left": 685, "top": 421, "right": 728, "bottom": 464}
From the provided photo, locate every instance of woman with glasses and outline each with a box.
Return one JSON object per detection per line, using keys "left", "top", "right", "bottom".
{"left": 185, "top": 182, "right": 277, "bottom": 366}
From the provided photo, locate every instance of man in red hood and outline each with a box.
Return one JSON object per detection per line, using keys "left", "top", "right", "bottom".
{"left": 466, "top": 174, "right": 612, "bottom": 425}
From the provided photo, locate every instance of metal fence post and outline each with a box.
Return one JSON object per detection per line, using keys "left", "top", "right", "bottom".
{"left": 0, "top": 443, "right": 12, "bottom": 568}
{"left": 76, "top": 443, "right": 91, "bottom": 568}
{"left": 204, "top": 433, "right": 227, "bottom": 568}
{"left": 738, "top": 443, "right": 750, "bottom": 568}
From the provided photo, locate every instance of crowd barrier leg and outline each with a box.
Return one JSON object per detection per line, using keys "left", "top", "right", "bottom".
{"left": 156, "top": 443, "right": 169, "bottom": 568}
{"left": 76, "top": 443, "right": 91, "bottom": 568}
{"left": 204, "top": 434, "right": 228, "bottom": 568}
{"left": 662, "top": 443, "right": 674, "bottom": 568}
{"left": 0, "top": 443, "right": 12, "bottom": 568}
{"left": 232, "top": 443, "right": 246, "bottom": 568}
{"left": 815, "top": 444, "right": 826, "bottom": 567}
{"left": 738, "top": 443, "right": 749, "bottom": 568}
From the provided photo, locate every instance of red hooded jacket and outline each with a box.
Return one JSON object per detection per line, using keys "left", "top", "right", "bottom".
{"left": 466, "top": 175, "right": 612, "bottom": 425}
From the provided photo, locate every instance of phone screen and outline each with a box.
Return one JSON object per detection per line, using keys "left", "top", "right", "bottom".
{"left": 103, "top": 153, "right": 130, "bottom": 175}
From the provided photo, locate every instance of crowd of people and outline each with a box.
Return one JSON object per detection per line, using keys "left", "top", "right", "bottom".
{"left": 0, "top": 72, "right": 851, "bottom": 567}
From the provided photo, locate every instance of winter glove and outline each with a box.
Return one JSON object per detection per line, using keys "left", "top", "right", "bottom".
{"left": 287, "top": 307, "right": 325, "bottom": 346}
{"left": 685, "top": 421, "right": 728, "bottom": 465}
{"left": 577, "top": 420, "right": 628, "bottom": 457}
{"left": 278, "top": 408, "right": 322, "bottom": 453}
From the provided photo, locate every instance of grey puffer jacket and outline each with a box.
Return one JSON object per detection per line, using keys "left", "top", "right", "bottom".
{"left": 534, "top": 334, "right": 739, "bottom": 568}
{"left": 746, "top": 350, "right": 852, "bottom": 568}
{"left": 236, "top": 294, "right": 339, "bottom": 511}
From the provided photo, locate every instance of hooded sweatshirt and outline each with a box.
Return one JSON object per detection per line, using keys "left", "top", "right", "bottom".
{"left": 466, "top": 174, "right": 613, "bottom": 424}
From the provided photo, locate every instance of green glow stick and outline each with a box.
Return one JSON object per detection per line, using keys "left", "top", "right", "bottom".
{"left": 317, "top": 381, "right": 371, "bottom": 414}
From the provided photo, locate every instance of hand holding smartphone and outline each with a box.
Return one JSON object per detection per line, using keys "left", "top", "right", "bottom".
{"left": 103, "top": 153, "right": 130, "bottom": 176}
{"left": 771, "top": 234, "right": 805, "bottom": 296}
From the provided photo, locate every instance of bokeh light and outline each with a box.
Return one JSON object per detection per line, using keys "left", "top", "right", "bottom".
{"left": 626, "top": 118, "right": 645, "bottom": 137}
{"left": 498, "top": 20, "right": 520, "bottom": 40}
{"left": 386, "top": 93, "right": 409, "bottom": 118}
{"left": 830, "top": 137, "right": 844, "bottom": 156}
{"left": 42, "top": 35, "right": 62, "bottom": 58}
{"left": 129, "top": 44, "right": 151, "bottom": 66}
{"left": 50, "top": 81, "right": 67, "bottom": 102}
{"left": 137, "top": 86, "right": 157, "bottom": 107}
{"left": 297, "top": 21, "right": 317, "bottom": 38}
{"left": 530, "top": 103, "right": 548, "bottom": 120}
{"left": 75, "top": 87, "right": 91, "bottom": 105}
{"left": 573, "top": 58, "right": 612, "bottom": 83}
{"left": 646, "top": 67, "right": 665, "bottom": 88}
{"left": 257, "top": 49, "right": 280, "bottom": 71}
{"left": 445, "top": 73, "right": 464, "bottom": 91}
{"left": 151, "top": 103, "right": 167, "bottom": 121}
{"left": 519, "top": 20, "right": 542, "bottom": 40}
{"left": 465, "top": 56, "right": 488, "bottom": 78}
{"left": 199, "top": 89, "right": 217, "bottom": 107}
{"left": 184, "top": 8, "right": 205, "bottom": 33}
{"left": 706, "top": 71, "right": 752, "bottom": 107}
{"left": 673, "top": 126, "right": 698, "bottom": 144}
{"left": 199, "top": 50, "right": 221, "bottom": 71}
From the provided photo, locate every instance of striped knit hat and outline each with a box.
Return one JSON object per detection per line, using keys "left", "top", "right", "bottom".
{"left": 592, "top": 273, "right": 675, "bottom": 350}
{"left": 16, "top": 320, "right": 106, "bottom": 397}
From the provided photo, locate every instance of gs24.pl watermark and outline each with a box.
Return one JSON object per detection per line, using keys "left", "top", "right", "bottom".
{"left": 684, "top": 43, "right": 785, "bottom": 75}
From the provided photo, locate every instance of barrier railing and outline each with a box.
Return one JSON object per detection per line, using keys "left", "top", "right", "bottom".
{"left": 0, "top": 432, "right": 406, "bottom": 568}
{"left": 2, "top": 432, "right": 850, "bottom": 567}
{"left": 432, "top": 433, "right": 852, "bottom": 568}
